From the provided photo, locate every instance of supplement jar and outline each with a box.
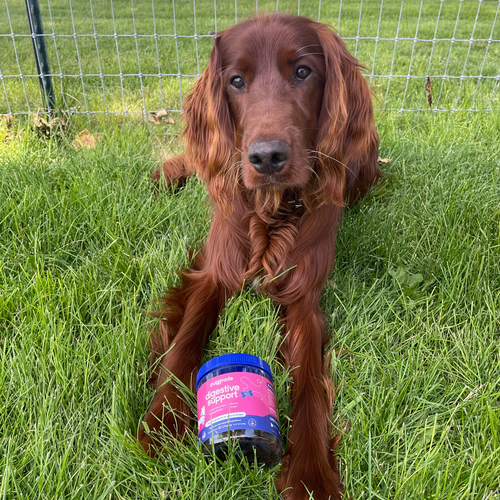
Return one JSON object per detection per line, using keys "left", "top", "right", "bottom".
{"left": 196, "top": 353, "right": 281, "bottom": 466}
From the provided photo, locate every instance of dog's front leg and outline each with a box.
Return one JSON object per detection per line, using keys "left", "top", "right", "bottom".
{"left": 274, "top": 206, "right": 343, "bottom": 500}
{"left": 151, "top": 154, "right": 193, "bottom": 189}
{"left": 138, "top": 209, "right": 247, "bottom": 455}
{"left": 277, "top": 297, "right": 342, "bottom": 500}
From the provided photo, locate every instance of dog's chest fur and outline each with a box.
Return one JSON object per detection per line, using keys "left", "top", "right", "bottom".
{"left": 244, "top": 196, "right": 304, "bottom": 290}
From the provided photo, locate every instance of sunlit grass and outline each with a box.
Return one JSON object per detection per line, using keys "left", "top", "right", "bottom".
{"left": 1, "top": 0, "right": 499, "bottom": 115}
{"left": 1, "top": 105, "right": 500, "bottom": 499}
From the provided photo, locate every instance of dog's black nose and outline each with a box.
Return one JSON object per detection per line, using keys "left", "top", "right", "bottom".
{"left": 248, "top": 140, "right": 291, "bottom": 174}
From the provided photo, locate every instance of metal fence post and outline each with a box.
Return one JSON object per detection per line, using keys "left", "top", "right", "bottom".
{"left": 25, "top": 0, "right": 56, "bottom": 116}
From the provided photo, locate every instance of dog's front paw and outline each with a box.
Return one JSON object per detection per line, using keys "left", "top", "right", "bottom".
{"left": 276, "top": 444, "right": 342, "bottom": 500}
{"left": 151, "top": 156, "right": 191, "bottom": 191}
{"left": 138, "top": 392, "right": 192, "bottom": 457}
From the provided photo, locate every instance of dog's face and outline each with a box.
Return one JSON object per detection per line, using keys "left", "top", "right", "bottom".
{"left": 183, "top": 14, "right": 376, "bottom": 212}
{"left": 218, "top": 16, "right": 326, "bottom": 192}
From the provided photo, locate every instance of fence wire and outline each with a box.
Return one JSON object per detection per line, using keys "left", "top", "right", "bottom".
{"left": 1, "top": 0, "right": 499, "bottom": 120}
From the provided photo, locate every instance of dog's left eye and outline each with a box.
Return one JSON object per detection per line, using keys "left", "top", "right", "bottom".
{"left": 230, "top": 76, "right": 245, "bottom": 89}
{"left": 296, "top": 66, "right": 312, "bottom": 80}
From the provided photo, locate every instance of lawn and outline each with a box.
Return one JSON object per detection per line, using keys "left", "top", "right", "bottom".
{"left": 1, "top": 0, "right": 500, "bottom": 115}
{"left": 1, "top": 108, "right": 500, "bottom": 498}
{"left": 1, "top": 0, "right": 500, "bottom": 499}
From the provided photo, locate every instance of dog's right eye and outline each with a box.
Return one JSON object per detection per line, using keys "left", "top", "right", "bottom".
{"left": 230, "top": 77, "right": 245, "bottom": 90}
{"left": 296, "top": 66, "right": 312, "bottom": 80}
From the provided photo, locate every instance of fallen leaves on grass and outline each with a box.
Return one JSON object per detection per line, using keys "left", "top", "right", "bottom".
{"left": 1, "top": 114, "right": 14, "bottom": 142}
{"left": 32, "top": 114, "right": 67, "bottom": 138}
{"left": 73, "top": 129, "right": 99, "bottom": 149}
{"left": 1, "top": 114, "right": 14, "bottom": 127}
{"left": 148, "top": 109, "right": 175, "bottom": 125}
{"left": 425, "top": 76, "right": 433, "bottom": 107}
{"left": 378, "top": 157, "right": 392, "bottom": 164}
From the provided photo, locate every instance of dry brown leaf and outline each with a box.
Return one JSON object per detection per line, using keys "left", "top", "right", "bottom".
{"left": 33, "top": 114, "right": 50, "bottom": 129}
{"left": 32, "top": 114, "right": 67, "bottom": 138}
{"left": 73, "top": 129, "right": 99, "bottom": 149}
{"left": 378, "top": 157, "right": 392, "bottom": 164}
{"left": 147, "top": 115, "right": 158, "bottom": 124}
{"left": 33, "top": 115, "right": 52, "bottom": 138}
{"left": 1, "top": 114, "right": 14, "bottom": 127}
{"left": 425, "top": 76, "right": 433, "bottom": 107}
{"left": 1, "top": 115, "right": 14, "bottom": 141}
{"left": 1, "top": 130, "right": 13, "bottom": 142}
{"left": 148, "top": 109, "right": 174, "bottom": 125}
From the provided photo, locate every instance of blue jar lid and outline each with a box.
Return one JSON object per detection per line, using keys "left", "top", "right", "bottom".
{"left": 196, "top": 353, "right": 273, "bottom": 390}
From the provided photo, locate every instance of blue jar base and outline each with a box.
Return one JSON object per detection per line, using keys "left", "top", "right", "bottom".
{"left": 201, "top": 429, "right": 281, "bottom": 467}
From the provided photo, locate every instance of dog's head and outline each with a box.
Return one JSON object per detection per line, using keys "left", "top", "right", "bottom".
{"left": 183, "top": 14, "right": 377, "bottom": 213}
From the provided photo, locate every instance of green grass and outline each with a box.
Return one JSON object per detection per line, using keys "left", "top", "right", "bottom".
{"left": 1, "top": 107, "right": 500, "bottom": 498}
{"left": 1, "top": 0, "right": 500, "bottom": 115}
{"left": 1, "top": 0, "right": 500, "bottom": 498}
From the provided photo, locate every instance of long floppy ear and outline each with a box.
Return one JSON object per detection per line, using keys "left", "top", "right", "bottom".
{"left": 182, "top": 34, "right": 236, "bottom": 213}
{"left": 315, "top": 23, "right": 380, "bottom": 206}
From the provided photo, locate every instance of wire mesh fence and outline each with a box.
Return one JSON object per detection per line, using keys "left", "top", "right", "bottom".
{"left": 1, "top": 0, "right": 499, "bottom": 121}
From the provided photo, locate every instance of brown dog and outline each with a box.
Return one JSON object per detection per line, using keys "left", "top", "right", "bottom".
{"left": 140, "top": 13, "right": 380, "bottom": 500}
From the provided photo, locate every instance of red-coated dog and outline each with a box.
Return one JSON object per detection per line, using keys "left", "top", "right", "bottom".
{"left": 139, "top": 13, "right": 380, "bottom": 500}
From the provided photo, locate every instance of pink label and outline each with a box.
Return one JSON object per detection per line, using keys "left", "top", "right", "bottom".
{"left": 197, "top": 371, "right": 279, "bottom": 442}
